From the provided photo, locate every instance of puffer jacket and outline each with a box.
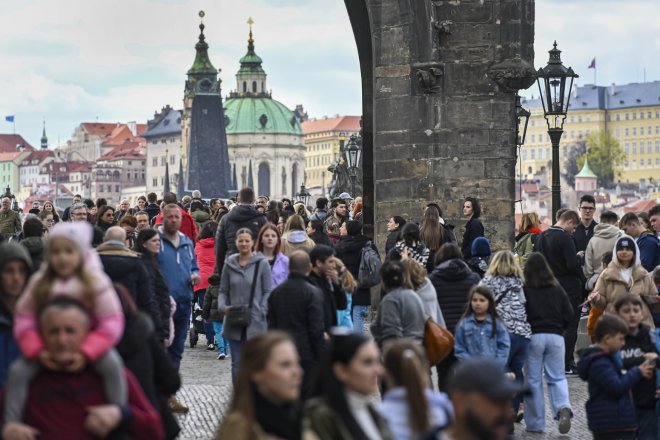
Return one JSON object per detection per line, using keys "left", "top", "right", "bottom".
{"left": 428, "top": 259, "right": 481, "bottom": 333}
{"left": 370, "top": 287, "right": 425, "bottom": 347}
{"left": 282, "top": 230, "right": 315, "bottom": 256}
{"left": 202, "top": 275, "right": 223, "bottom": 322}
{"left": 194, "top": 237, "right": 216, "bottom": 292}
{"left": 578, "top": 346, "right": 642, "bottom": 433}
{"left": 215, "top": 205, "right": 268, "bottom": 272}
{"left": 514, "top": 227, "right": 541, "bottom": 266}
{"left": 584, "top": 223, "right": 623, "bottom": 278}
{"left": 480, "top": 275, "right": 532, "bottom": 338}
{"left": 218, "top": 253, "right": 272, "bottom": 341}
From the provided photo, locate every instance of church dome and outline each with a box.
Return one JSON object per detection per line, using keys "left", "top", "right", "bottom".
{"left": 224, "top": 97, "right": 303, "bottom": 136}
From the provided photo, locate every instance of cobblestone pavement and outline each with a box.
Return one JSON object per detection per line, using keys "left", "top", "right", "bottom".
{"left": 175, "top": 333, "right": 591, "bottom": 439}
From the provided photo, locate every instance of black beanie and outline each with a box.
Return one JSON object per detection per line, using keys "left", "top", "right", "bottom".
{"left": 615, "top": 237, "right": 636, "bottom": 257}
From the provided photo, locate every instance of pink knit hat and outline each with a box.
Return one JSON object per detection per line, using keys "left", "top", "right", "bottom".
{"left": 48, "top": 222, "right": 92, "bottom": 255}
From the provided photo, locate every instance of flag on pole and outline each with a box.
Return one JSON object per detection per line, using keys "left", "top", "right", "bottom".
{"left": 4, "top": 116, "right": 14, "bottom": 122}
{"left": 588, "top": 58, "right": 596, "bottom": 69}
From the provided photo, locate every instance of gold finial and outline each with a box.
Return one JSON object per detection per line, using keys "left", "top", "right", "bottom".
{"left": 199, "top": 10, "right": 205, "bottom": 22}
{"left": 247, "top": 16, "right": 254, "bottom": 44}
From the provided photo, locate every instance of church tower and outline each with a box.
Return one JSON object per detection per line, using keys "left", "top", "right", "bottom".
{"left": 182, "top": 11, "right": 232, "bottom": 197}
{"left": 40, "top": 120, "right": 48, "bottom": 149}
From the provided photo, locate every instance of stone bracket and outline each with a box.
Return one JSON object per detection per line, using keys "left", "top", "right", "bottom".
{"left": 412, "top": 62, "right": 444, "bottom": 95}
{"left": 487, "top": 58, "right": 536, "bottom": 93}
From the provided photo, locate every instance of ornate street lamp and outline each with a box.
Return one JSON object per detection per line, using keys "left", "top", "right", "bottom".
{"left": 344, "top": 134, "right": 361, "bottom": 197}
{"left": 515, "top": 95, "right": 531, "bottom": 146}
{"left": 536, "top": 41, "right": 578, "bottom": 220}
{"left": 3, "top": 186, "right": 20, "bottom": 212}
{"left": 295, "top": 182, "right": 311, "bottom": 206}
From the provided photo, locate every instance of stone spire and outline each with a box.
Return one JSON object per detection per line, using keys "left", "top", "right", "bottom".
{"left": 40, "top": 120, "right": 48, "bottom": 149}
{"left": 185, "top": 10, "right": 220, "bottom": 98}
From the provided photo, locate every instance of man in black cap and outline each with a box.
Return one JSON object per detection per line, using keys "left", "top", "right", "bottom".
{"left": 443, "top": 358, "right": 531, "bottom": 440}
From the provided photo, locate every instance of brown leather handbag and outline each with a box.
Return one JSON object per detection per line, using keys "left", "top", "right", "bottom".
{"left": 423, "top": 318, "right": 454, "bottom": 366}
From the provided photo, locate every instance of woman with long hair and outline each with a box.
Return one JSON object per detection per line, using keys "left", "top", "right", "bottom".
{"left": 334, "top": 257, "right": 357, "bottom": 331}
{"left": 305, "top": 332, "right": 394, "bottom": 440}
{"left": 38, "top": 209, "right": 55, "bottom": 231}
{"left": 461, "top": 196, "right": 484, "bottom": 259}
{"left": 195, "top": 221, "right": 219, "bottom": 351}
{"left": 255, "top": 224, "right": 289, "bottom": 289}
{"left": 378, "top": 341, "right": 452, "bottom": 440}
{"left": 479, "top": 250, "right": 531, "bottom": 421}
{"left": 420, "top": 206, "right": 448, "bottom": 267}
{"left": 588, "top": 236, "right": 657, "bottom": 326}
{"left": 219, "top": 228, "right": 272, "bottom": 384}
{"left": 387, "top": 223, "right": 433, "bottom": 274}
{"left": 306, "top": 219, "right": 331, "bottom": 247}
{"left": 281, "top": 214, "right": 314, "bottom": 256}
{"left": 514, "top": 212, "right": 542, "bottom": 266}
{"left": 217, "top": 331, "right": 303, "bottom": 440}
{"left": 385, "top": 216, "right": 406, "bottom": 254}
{"left": 41, "top": 200, "right": 60, "bottom": 224}
{"left": 522, "top": 253, "right": 574, "bottom": 434}
{"left": 402, "top": 259, "right": 445, "bottom": 327}
{"left": 135, "top": 229, "right": 172, "bottom": 344}
{"left": 96, "top": 205, "right": 116, "bottom": 232}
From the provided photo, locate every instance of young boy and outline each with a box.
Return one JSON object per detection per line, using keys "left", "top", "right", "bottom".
{"left": 615, "top": 295, "right": 659, "bottom": 439}
{"left": 578, "top": 314, "right": 655, "bottom": 439}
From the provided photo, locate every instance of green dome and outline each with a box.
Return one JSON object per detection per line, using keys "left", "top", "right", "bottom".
{"left": 224, "top": 97, "right": 302, "bottom": 136}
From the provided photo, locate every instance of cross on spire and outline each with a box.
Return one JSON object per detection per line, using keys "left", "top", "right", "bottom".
{"left": 247, "top": 16, "right": 254, "bottom": 45}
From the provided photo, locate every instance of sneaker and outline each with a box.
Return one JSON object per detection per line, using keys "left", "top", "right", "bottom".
{"left": 217, "top": 352, "right": 226, "bottom": 360}
{"left": 558, "top": 407, "right": 571, "bottom": 434}
{"left": 564, "top": 367, "right": 578, "bottom": 376}
{"left": 206, "top": 343, "right": 215, "bottom": 351}
{"left": 169, "top": 396, "right": 189, "bottom": 414}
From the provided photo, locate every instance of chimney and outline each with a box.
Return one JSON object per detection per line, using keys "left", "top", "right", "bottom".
{"left": 611, "top": 83, "right": 616, "bottom": 96}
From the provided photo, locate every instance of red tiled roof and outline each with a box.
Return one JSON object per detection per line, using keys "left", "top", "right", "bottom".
{"left": 21, "top": 150, "right": 54, "bottom": 165}
{"left": 98, "top": 141, "right": 145, "bottom": 161}
{"left": 0, "top": 134, "right": 35, "bottom": 153}
{"left": 302, "top": 116, "right": 361, "bottom": 135}
{"left": 521, "top": 183, "right": 539, "bottom": 194}
{"left": 81, "top": 123, "right": 118, "bottom": 137}
{"left": 65, "top": 161, "right": 93, "bottom": 173}
{"left": 0, "top": 151, "right": 24, "bottom": 161}
{"left": 135, "top": 124, "right": 147, "bottom": 135}
{"left": 624, "top": 199, "right": 658, "bottom": 213}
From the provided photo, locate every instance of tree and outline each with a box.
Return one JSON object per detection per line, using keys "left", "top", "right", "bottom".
{"left": 564, "top": 140, "right": 587, "bottom": 187}
{"left": 576, "top": 130, "right": 625, "bottom": 188}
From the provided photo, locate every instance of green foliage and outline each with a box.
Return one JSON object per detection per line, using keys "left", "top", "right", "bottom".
{"left": 565, "top": 140, "right": 587, "bottom": 187}
{"left": 576, "top": 131, "right": 624, "bottom": 188}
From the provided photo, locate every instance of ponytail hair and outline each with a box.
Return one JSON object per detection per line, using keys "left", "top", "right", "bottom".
{"left": 383, "top": 341, "right": 430, "bottom": 436}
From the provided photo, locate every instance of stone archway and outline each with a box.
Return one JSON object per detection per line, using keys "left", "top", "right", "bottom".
{"left": 344, "top": 0, "right": 535, "bottom": 248}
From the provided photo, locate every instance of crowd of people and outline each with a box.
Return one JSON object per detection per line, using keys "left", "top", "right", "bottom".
{"left": 0, "top": 188, "right": 658, "bottom": 439}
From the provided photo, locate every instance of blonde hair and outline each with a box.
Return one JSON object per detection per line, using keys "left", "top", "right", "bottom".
{"left": 485, "top": 250, "right": 524, "bottom": 281}
{"left": 403, "top": 259, "right": 426, "bottom": 289}
{"left": 334, "top": 257, "right": 357, "bottom": 293}
{"left": 519, "top": 212, "right": 540, "bottom": 232}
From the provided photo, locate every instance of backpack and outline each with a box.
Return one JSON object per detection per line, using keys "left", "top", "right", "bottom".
{"left": 358, "top": 241, "right": 381, "bottom": 288}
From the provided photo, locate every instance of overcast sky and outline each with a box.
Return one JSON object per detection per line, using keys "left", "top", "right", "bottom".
{"left": 0, "top": 0, "right": 658, "bottom": 148}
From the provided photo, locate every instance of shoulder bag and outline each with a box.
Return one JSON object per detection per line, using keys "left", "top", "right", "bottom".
{"left": 224, "top": 262, "right": 261, "bottom": 331}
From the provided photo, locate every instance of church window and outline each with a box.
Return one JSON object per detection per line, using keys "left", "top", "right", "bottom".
{"left": 243, "top": 82, "right": 247, "bottom": 93}
{"left": 252, "top": 81, "right": 257, "bottom": 93}
{"left": 262, "top": 82, "right": 265, "bottom": 92}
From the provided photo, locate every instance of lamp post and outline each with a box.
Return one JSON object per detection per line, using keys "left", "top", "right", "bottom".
{"left": 536, "top": 41, "right": 578, "bottom": 221}
{"left": 344, "top": 134, "right": 361, "bottom": 197}
{"left": 515, "top": 95, "right": 531, "bottom": 146}
{"left": 295, "top": 182, "right": 311, "bottom": 206}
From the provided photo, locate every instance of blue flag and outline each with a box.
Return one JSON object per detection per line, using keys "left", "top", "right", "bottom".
{"left": 588, "top": 58, "right": 596, "bottom": 69}
{"left": 5, "top": 115, "right": 14, "bottom": 122}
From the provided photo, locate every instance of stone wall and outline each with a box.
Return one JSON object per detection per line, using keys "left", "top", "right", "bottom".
{"left": 346, "top": 0, "right": 535, "bottom": 251}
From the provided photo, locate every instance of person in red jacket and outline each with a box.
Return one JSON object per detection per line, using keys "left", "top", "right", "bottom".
{"left": 194, "top": 221, "right": 218, "bottom": 351}
{"left": 1, "top": 298, "right": 164, "bottom": 440}
{"left": 154, "top": 193, "right": 198, "bottom": 242}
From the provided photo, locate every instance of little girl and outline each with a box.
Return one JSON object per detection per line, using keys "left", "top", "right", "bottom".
{"left": 5, "top": 222, "right": 126, "bottom": 423}
{"left": 454, "top": 285, "right": 510, "bottom": 367}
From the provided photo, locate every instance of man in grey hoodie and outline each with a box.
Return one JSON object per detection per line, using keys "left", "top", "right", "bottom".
{"left": 584, "top": 211, "right": 622, "bottom": 280}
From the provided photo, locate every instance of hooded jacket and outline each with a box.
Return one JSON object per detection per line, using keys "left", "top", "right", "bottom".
{"left": 335, "top": 234, "right": 378, "bottom": 306}
{"left": 591, "top": 236, "right": 656, "bottom": 327}
{"left": 194, "top": 237, "right": 216, "bottom": 292}
{"left": 514, "top": 227, "right": 542, "bottom": 266}
{"left": 191, "top": 210, "right": 211, "bottom": 235}
{"left": 578, "top": 345, "right": 642, "bottom": 433}
{"left": 584, "top": 223, "right": 623, "bottom": 278}
{"left": 282, "top": 230, "right": 315, "bottom": 256}
{"left": 218, "top": 252, "right": 272, "bottom": 341}
{"left": 428, "top": 259, "right": 481, "bottom": 333}
{"left": 370, "top": 287, "right": 426, "bottom": 347}
{"left": 0, "top": 243, "right": 32, "bottom": 386}
{"left": 214, "top": 205, "right": 268, "bottom": 272}
{"left": 480, "top": 275, "right": 532, "bottom": 338}
{"left": 156, "top": 229, "right": 200, "bottom": 303}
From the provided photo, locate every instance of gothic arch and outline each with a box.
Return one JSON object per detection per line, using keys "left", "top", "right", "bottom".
{"left": 258, "top": 162, "right": 270, "bottom": 197}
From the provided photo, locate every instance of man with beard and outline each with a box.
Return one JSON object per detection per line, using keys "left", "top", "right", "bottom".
{"left": 441, "top": 358, "right": 528, "bottom": 440}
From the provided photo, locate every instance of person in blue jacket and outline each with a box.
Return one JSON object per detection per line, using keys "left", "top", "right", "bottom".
{"left": 0, "top": 243, "right": 32, "bottom": 386}
{"left": 578, "top": 313, "right": 655, "bottom": 439}
{"left": 157, "top": 204, "right": 200, "bottom": 413}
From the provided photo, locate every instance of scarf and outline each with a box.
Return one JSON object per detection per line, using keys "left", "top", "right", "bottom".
{"left": 253, "top": 385, "right": 303, "bottom": 440}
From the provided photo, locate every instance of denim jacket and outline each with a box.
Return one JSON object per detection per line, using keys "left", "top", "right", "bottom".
{"left": 454, "top": 314, "right": 510, "bottom": 367}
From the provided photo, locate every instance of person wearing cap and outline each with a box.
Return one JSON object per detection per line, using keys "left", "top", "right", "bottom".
{"left": 443, "top": 357, "right": 528, "bottom": 440}
{"left": 0, "top": 243, "right": 32, "bottom": 386}
{"left": 588, "top": 235, "right": 658, "bottom": 328}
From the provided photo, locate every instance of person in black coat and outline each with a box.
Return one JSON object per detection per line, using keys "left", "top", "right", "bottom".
{"left": 335, "top": 221, "right": 378, "bottom": 319}
{"left": 307, "top": 219, "right": 332, "bottom": 247}
{"left": 267, "top": 251, "right": 325, "bottom": 399}
{"left": 461, "top": 196, "right": 485, "bottom": 259}
{"left": 308, "top": 245, "right": 347, "bottom": 332}
{"left": 135, "top": 228, "right": 172, "bottom": 342}
{"left": 114, "top": 284, "right": 181, "bottom": 440}
{"left": 97, "top": 227, "right": 163, "bottom": 337}
{"left": 385, "top": 216, "right": 406, "bottom": 254}
{"left": 534, "top": 210, "right": 582, "bottom": 373}
{"left": 428, "top": 243, "right": 481, "bottom": 390}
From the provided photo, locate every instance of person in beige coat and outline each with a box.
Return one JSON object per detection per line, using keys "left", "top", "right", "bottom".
{"left": 588, "top": 236, "right": 658, "bottom": 327}
{"left": 583, "top": 211, "right": 622, "bottom": 280}
{"left": 282, "top": 215, "right": 315, "bottom": 257}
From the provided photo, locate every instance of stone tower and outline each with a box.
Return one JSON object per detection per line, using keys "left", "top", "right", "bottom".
{"left": 344, "top": 0, "right": 536, "bottom": 249}
{"left": 182, "top": 11, "right": 232, "bottom": 197}
{"left": 40, "top": 120, "right": 48, "bottom": 149}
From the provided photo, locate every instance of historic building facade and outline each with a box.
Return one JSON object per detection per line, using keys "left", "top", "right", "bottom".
{"left": 142, "top": 106, "right": 183, "bottom": 196}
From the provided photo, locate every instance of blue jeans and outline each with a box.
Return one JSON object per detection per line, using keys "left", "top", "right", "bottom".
{"left": 352, "top": 305, "right": 369, "bottom": 334}
{"left": 228, "top": 337, "right": 245, "bottom": 385}
{"left": 212, "top": 322, "right": 228, "bottom": 355}
{"left": 168, "top": 299, "right": 192, "bottom": 371}
{"left": 196, "top": 293, "right": 216, "bottom": 345}
{"left": 524, "top": 333, "right": 572, "bottom": 432}
{"left": 508, "top": 333, "right": 530, "bottom": 412}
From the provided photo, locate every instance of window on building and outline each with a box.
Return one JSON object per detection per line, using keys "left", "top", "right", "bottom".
{"left": 616, "top": 114, "right": 620, "bottom": 121}
{"left": 641, "top": 127, "right": 644, "bottom": 135}
{"left": 161, "top": 177, "right": 164, "bottom": 185}
{"left": 170, "top": 155, "right": 175, "bottom": 165}
{"left": 152, "top": 178, "right": 157, "bottom": 187}
{"left": 99, "top": 185, "right": 103, "bottom": 192}
{"left": 649, "top": 126, "right": 652, "bottom": 135}
{"left": 624, "top": 143, "right": 629, "bottom": 153}
{"left": 531, "top": 134, "right": 535, "bottom": 142}
{"left": 648, "top": 141, "right": 653, "bottom": 153}
{"left": 578, "top": 116, "right": 582, "bottom": 123}
{"left": 570, "top": 116, "right": 574, "bottom": 123}
{"left": 625, "top": 113, "right": 629, "bottom": 120}
{"left": 632, "top": 143, "right": 637, "bottom": 154}
{"left": 656, "top": 141, "right": 660, "bottom": 153}
{"left": 570, "top": 131, "right": 575, "bottom": 139}
{"left": 633, "top": 113, "right": 637, "bottom": 120}
{"left": 624, "top": 160, "right": 629, "bottom": 168}
{"left": 656, "top": 158, "right": 660, "bottom": 166}
{"left": 632, "top": 128, "right": 637, "bottom": 136}
{"left": 641, "top": 112, "right": 645, "bottom": 119}
{"left": 562, "top": 146, "right": 567, "bottom": 159}
{"left": 107, "top": 185, "right": 111, "bottom": 192}
{"left": 632, "top": 160, "right": 637, "bottom": 169}
{"left": 545, "top": 148, "right": 550, "bottom": 159}
{"left": 586, "top": 116, "right": 591, "bottom": 122}
{"left": 625, "top": 128, "right": 629, "bottom": 136}
{"left": 538, "top": 147, "right": 543, "bottom": 158}
{"left": 161, "top": 157, "right": 166, "bottom": 166}
{"left": 152, "top": 158, "right": 157, "bottom": 166}
{"left": 530, "top": 149, "right": 535, "bottom": 159}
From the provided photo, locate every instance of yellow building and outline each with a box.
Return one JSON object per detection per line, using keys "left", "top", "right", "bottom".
{"left": 520, "top": 81, "right": 660, "bottom": 184}
{"left": 301, "top": 116, "right": 361, "bottom": 195}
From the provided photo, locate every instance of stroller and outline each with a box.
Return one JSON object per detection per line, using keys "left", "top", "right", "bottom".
{"left": 189, "top": 301, "right": 206, "bottom": 348}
